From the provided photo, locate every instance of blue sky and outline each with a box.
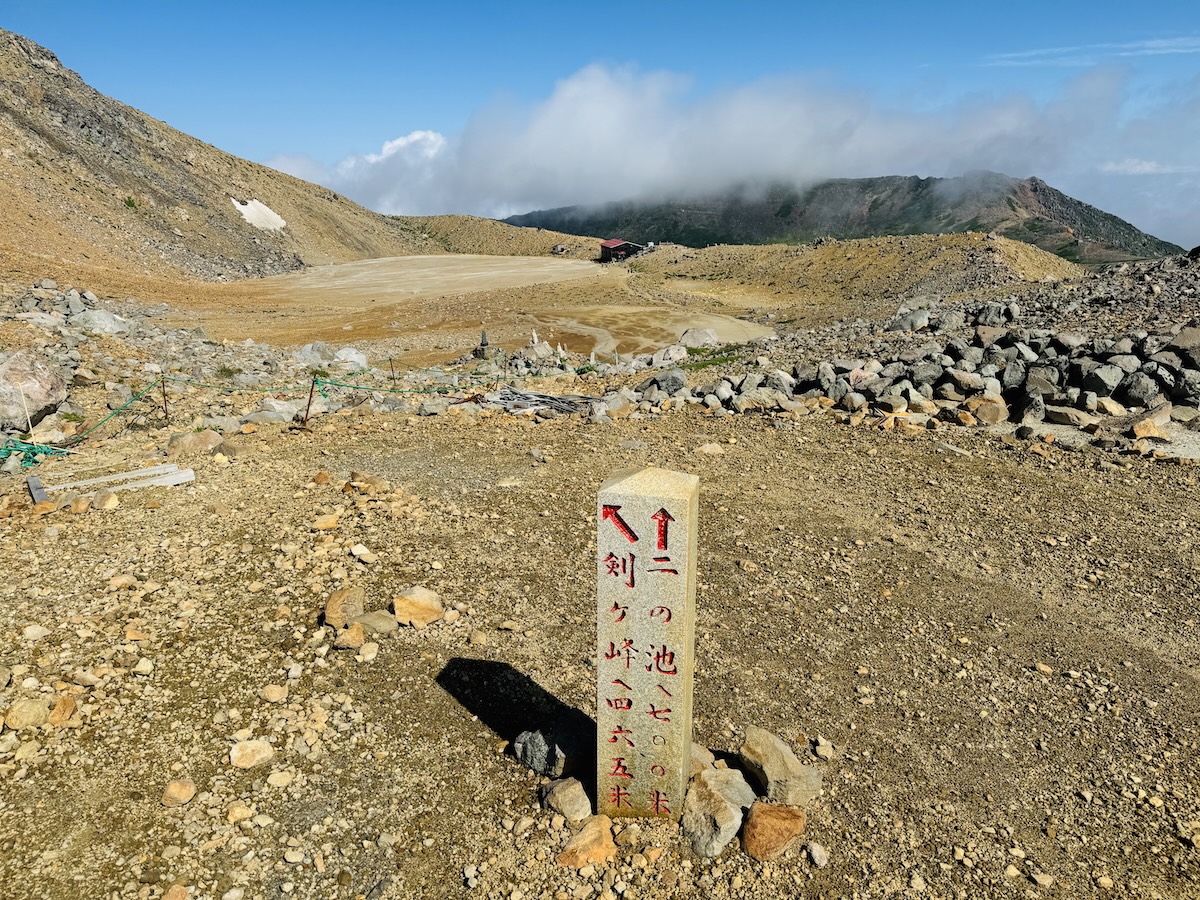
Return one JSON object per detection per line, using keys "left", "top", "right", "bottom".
{"left": 4, "top": 1, "right": 1199, "bottom": 246}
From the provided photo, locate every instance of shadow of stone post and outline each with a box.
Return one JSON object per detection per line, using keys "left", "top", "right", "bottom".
{"left": 436, "top": 657, "right": 597, "bottom": 798}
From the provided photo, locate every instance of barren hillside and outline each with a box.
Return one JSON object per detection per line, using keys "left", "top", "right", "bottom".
{"left": 628, "top": 233, "right": 1082, "bottom": 325}
{"left": 0, "top": 29, "right": 447, "bottom": 291}
{"left": 391, "top": 215, "right": 600, "bottom": 260}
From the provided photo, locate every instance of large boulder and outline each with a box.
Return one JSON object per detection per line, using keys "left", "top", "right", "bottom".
{"left": 69, "top": 309, "right": 130, "bottom": 334}
{"left": 1116, "top": 371, "right": 1160, "bottom": 408}
{"left": 887, "top": 308, "right": 931, "bottom": 333}
{"left": 0, "top": 351, "right": 68, "bottom": 430}
{"left": 679, "top": 327, "right": 719, "bottom": 348}
{"left": 652, "top": 345, "right": 688, "bottom": 367}
{"left": 1082, "top": 365, "right": 1124, "bottom": 397}
{"left": 731, "top": 387, "right": 786, "bottom": 414}
{"left": 333, "top": 348, "right": 369, "bottom": 372}
{"left": 1167, "top": 328, "right": 1200, "bottom": 370}
{"left": 165, "top": 429, "right": 223, "bottom": 458}
{"left": 292, "top": 342, "right": 335, "bottom": 367}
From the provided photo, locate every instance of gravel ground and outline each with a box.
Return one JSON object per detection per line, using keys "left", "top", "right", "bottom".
{"left": 1, "top": 401, "right": 1197, "bottom": 900}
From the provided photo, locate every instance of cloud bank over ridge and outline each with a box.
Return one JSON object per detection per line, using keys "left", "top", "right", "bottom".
{"left": 270, "top": 64, "right": 1200, "bottom": 247}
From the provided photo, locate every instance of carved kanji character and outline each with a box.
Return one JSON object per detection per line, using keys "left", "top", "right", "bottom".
{"left": 606, "top": 697, "right": 633, "bottom": 711}
{"left": 646, "top": 644, "right": 678, "bottom": 675}
{"left": 610, "top": 600, "right": 628, "bottom": 623}
{"left": 649, "top": 605, "right": 672, "bottom": 623}
{"left": 649, "top": 790, "right": 670, "bottom": 815}
{"left": 603, "top": 551, "right": 635, "bottom": 588}
{"left": 608, "top": 785, "right": 631, "bottom": 808}
{"left": 609, "top": 757, "right": 633, "bottom": 779}
{"left": 647, "top": 555, "right": 678, "bottom": 575}
{"left": 609, "top": 725, "right": 635, "bottom": 748}
{"left": 647, "top": 704, "right": 671, "bottom": 722}
{"left": 604, "top": 640, "right": 638, "bottom": 668}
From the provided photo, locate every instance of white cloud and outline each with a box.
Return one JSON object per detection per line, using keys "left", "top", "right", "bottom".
{"left": 1098, "top": 158, "right": 1200, "bottom": 175}
{"left": 987, "top": 36, "right": 1200, "bottom": 67}
{"left": 267, "top": 63, "right": 1200, "bottom": 248}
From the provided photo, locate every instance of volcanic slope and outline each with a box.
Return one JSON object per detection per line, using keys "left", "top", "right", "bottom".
{"left": 505, "top": 172, "right": 1184, "bottom": 264}
{"left": 627, "top": 232, "right": 1083, "bottom": 327}
{"left": 0, "top": 30, "right": 594, "bottom": 301}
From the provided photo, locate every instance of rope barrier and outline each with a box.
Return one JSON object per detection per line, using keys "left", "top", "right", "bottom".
{"left": 160, "top": 375, "right": 311, "bottom": 393}
{"left": 68, "top": 377, "right": 164, "bottom": 444}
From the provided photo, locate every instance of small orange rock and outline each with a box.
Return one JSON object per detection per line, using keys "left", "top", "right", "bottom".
{"left": 742, "top": 801, "right": 807, "bottom": 861}
{"left": 312, "top": 470, "right": 330, "bottom": 484}
{"left": 312, "top": 513, "right": 339, "bottom": 530}
{"left": 161, "top": 778, "right": 197, "bottom": 807}
{"left": 49, "top": 695, "right": 77, "bottom": 727}
{"left": 557, "top": 815, "right": 617, "bottom": 868}
{"left": 333, "top": 622, "right": 366, "bottom": 650}
{"left": 392, "top": 586, "right": 444, "bottom": 628}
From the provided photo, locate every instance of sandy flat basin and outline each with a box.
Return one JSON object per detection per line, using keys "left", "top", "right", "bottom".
{"left": 269, "top": 254, "right": 601, "bottom": 300}
{"left": 174, "top": 254, "right": 772, "bottom": 358}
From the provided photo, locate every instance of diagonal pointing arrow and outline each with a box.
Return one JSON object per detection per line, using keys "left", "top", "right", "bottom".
{"left": 601, "top": 504, "right": 639, "bottom": 543}
{"left": 650, "top": 508, "right": 674, "bottom": 550}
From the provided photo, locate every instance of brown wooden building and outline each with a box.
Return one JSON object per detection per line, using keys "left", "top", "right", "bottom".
{"left": 599, "top": 238, "right": 643, "bottom": 262}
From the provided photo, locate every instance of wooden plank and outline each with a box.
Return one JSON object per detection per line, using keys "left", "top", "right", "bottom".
{"left": 26, "top": 475, "right": 48, "bottom": 504}
{"left": 44, "top": 463, "right": 179, "bottom": 493}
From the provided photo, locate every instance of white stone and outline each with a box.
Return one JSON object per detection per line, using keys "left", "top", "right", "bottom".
{"left": 22, "top": 624, "right": 50, "bottom": 642}
{"left": 230, "top": 739, "right": 275, "bottom": 768}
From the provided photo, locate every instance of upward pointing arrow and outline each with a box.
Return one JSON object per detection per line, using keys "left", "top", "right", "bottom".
{"left": 651, "top": 508, "right": 674, "bottom": 550}
{"left": 601, "top": 505, "right": 639, "bottom": 543}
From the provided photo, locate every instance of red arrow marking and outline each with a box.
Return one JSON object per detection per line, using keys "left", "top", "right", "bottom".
{"left": 601, "top": 505, "right": 638, "bottom": 543}
{"left": 651, "top": 508, "right": 674, "bottom": 550}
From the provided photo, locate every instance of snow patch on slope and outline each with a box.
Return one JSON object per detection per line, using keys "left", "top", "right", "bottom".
{"left": 231, "top": 197, "right": 286, "bottom": 231}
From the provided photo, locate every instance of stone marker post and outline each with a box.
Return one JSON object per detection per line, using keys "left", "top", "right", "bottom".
{"left": 596, "top": 466, "right": 699, "bottom": 819}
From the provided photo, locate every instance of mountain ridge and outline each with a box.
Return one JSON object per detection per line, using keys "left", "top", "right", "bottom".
{"left": 504, "top": 173, "right": 1184, "bottom": 264}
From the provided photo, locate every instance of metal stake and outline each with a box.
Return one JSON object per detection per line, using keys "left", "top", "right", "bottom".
{"left": 303, "top": 377, "right": 317, "bottom": 428}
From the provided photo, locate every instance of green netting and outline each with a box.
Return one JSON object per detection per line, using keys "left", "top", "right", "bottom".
{"left": 0, "top": 439, "right": 70, "bottom": 467}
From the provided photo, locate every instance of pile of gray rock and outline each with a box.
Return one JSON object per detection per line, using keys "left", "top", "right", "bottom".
{"left": 6, "top": 251, "right": 1200, "bottom": 472}
{"left": 515, "top": 723, "right": 828, "bottom": 869}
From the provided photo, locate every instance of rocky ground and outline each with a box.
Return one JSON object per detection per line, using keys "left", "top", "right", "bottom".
{"left": 1, "top": 250, "right": 1200, "bottom": 900}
